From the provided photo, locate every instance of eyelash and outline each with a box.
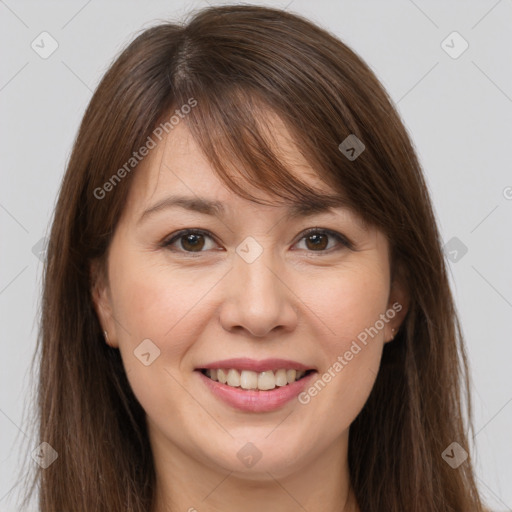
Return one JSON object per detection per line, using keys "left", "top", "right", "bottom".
{"left": 161, "top": 227, "right": 353, "bottom": 257}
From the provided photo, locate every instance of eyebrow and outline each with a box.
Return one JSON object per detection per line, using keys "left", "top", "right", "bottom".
{"left": 137, "top": 194, "right": 349, "bottom": 225}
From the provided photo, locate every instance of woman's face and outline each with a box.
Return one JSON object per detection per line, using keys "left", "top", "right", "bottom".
{"left": 91, "top": 113, "right": 407, "bottom": 482}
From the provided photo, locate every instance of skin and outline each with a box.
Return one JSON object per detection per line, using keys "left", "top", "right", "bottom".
{"left": 91, "top": 111, "right": 408, "bottom": 512}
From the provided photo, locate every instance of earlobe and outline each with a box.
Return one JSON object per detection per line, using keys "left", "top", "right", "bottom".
{"left": 384, "top": 327, "right": 397, "bottom": 344}
{"left": 385, "top": 266, "right": 410, "bottom": 343}
{"left": 89, "top": 259, "right": 118, "bottom": 348}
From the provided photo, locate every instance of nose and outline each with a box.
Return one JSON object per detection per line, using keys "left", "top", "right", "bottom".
{"left": 219, "top": 248, "right": 299, "bottom": 338}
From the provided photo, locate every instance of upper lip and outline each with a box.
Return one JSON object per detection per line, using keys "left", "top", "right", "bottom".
{"left": 197, "top": 358, "right": 316, "bottom": 373}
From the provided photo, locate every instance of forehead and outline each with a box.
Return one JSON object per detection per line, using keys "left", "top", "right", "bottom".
{"left": 123, "top": 111, "right": 332, "bottom": 219}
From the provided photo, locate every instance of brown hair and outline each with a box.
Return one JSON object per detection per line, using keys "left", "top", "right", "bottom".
{"left": 19, "top": 4, "right": 485, "bottom": 511}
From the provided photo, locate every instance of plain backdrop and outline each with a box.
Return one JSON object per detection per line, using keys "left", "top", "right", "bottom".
{"left": 1, "top": 0, "right": 511, "bottom": 510}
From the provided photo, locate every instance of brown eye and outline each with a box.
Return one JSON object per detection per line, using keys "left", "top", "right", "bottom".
{"left": 304, "top": 232, "right": 329, "bottom": 251}
{"left": 180, "top": 233, "right": 206, "bottom": 252}
{"left": 295, "top": 228, "right": 350, "bottom": 253}
{"left": 163, "top": 230, "right": 216, "bottom": 253}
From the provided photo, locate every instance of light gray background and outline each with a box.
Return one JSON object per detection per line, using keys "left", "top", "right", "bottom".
{"left": 1, "top": 0, "right": 511, "bottom": 510}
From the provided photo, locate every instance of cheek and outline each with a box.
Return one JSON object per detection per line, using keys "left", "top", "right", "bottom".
{"left": 110, "top": 248, "right": 222, "bottom": 346}
{"left": 106, "top": 260, "right": 201, "bottom": 429}
{"left": 303, "top": 261, "right": 390, "bottom": 347}
{"left": 107, "top": 251, "right": 238, "bottom": 460}
{"left": 108, "top": 251, "right": 223, "bottom": 396}
{"left": 295, "top": 262, "right": 390, "bottom": 429}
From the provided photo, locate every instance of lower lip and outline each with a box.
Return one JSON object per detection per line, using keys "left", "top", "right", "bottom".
{"left": 197, "top": 370, "right": 317, "bottom": 412}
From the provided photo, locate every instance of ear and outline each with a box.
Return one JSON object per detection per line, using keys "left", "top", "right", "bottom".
{"left": 384, "top": 264, "right": 410, "bottom": 344}
{"left": 90, "top": 258, "right": 118, "bottom": 348}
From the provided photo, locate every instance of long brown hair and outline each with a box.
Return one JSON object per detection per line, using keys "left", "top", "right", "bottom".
{"left": 19, "top": 4, "right": 485, "bottom": 511}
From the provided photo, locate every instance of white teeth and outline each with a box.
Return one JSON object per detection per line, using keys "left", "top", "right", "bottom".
{"left": 240, "top": 370, "right": 258, "bottom": 390}
{"left": 286, "top": 369, "right": 296, "bottom": 384}
{"left": 258, "top": 371, "right": 276, "bottom": 390}
{"left": 275, "top": 369, "right": 288, "bottom": 387}
{"left": 227, "top": 369, "right": 240, "bottom": 387}
{"left": 203, "top": 368, "right": 310, "bottom": 390}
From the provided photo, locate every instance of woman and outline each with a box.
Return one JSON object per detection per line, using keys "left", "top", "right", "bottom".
{"left": 22, "top": 4, "right": 487, "bottom": 511}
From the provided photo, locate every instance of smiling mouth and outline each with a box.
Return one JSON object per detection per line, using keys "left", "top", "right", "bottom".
{"left": 199, "top": 368, "right": 315, "bottom": 391}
